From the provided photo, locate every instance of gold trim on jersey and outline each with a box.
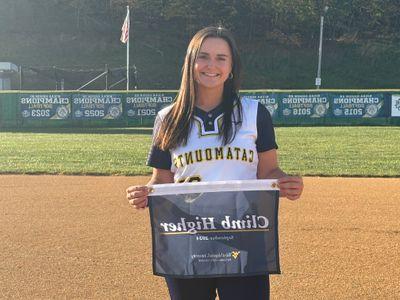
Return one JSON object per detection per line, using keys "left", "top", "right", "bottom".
{"left": 193, "top": 114, "right": 224, "bottom": 137}
{"left": 192, "top": 100, "right": 241, "bottom": 137}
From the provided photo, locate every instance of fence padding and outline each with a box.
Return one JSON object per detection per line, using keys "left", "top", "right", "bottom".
{"left": 1, "top": 90, "right": 399, "bottom": 128}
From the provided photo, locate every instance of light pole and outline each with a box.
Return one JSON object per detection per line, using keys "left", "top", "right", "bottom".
{"left": 315, "top": 5, "right": 329, "bottom": 89}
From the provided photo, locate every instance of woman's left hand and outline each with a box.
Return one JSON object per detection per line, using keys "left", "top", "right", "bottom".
{"left": 277, "top": 176, "right": 303, "bottom": 200}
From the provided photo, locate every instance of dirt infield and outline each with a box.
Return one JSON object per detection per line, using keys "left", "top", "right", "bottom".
{"left": 1, "top": 175, "right": 399, "bottom": 299}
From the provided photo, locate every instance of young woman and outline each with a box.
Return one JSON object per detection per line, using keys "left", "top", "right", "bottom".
{"left": 126, "top": 26, "right": 303, "bottom": 300}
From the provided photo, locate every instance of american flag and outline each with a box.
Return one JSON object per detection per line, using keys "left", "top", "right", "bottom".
{"left": 120, "top": 10, "right": 130, "bottom": 44}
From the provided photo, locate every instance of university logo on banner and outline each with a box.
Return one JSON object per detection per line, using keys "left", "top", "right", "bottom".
{"left": 148, "top": 180, "right": 280, "bottom": 278}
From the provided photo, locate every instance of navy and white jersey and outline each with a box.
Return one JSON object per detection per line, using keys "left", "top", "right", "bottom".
{"left": 147, "top": 98, "right": 277, "bottom": 182}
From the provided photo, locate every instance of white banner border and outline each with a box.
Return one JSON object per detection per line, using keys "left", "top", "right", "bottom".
{"left": 149, "top": 179, "right": 279, "bottom": 196}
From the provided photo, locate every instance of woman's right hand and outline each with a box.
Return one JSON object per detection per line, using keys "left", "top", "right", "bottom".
{"left": 126, "top": 185, "right": 150, "bottom": 209}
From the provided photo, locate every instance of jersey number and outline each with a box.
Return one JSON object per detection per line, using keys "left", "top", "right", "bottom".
{"left": 177, "top": 176, "right": 202, "bottom": 183}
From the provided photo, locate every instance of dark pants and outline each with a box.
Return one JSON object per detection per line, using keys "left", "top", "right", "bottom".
{"left": 165, "top": 275, "right": 270, "bottom": 300}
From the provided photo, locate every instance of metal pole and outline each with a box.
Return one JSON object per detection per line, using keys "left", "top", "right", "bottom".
{"left": 316, "top": 6, "right": 328, "bottom": 89}
{"left": 108, "top": 77, "right": 126, "bottom": 89}
{"left": 133, "top": 64, "right": 138, "bottom": 90}
{"left": 77, "top": 71, "right": 107, "bottom": 91}
{"left": 126, "top": 6, "right": 130, "bottom": 91}
{"left": 19, "top": 65, "right": 23, "bottom": 90}
{"left": 316, "top": 15, "right": 324, "bottom": 89}
{"left": 105, "top": 64, "right": 108, "bottom": 90}
{"left": 54, "top": 66, "right": 58, "bottom": 90}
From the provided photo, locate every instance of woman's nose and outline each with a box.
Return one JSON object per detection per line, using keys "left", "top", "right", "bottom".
{"left": 207, "top": 59, "right": 215, "bottom": 68}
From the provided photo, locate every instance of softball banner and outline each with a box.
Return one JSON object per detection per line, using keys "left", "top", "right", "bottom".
{"left": 125, "top": 92, "right": 175, "bottom": 119}
{"left": 72, "top": 94, "right": 123, "bottom": 119}
{"left": 332, "top": 93, "right": 385, "bottom": 118}
{"left": 20, "top": 94, "right": 71, "bottom": 119}
{"left": 280, "top": 93, "right": 329, "bottom": 118}
{"left": 148, "top": 180, "right": 280, "bottom": 278}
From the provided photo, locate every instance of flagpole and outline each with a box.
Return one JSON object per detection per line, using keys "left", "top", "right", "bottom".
{"left": 126, "top": 5, "right": 130, "bottom": 91}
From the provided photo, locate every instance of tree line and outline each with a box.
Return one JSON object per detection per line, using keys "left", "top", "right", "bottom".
{"left": 1, "top": 0, "right": 399, "bottom": 88}
{"left": 3, "top": 0, "right": 400, "bottom": 45}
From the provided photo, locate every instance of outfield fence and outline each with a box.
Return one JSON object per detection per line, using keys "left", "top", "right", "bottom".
{"left": 1, "top": 89, "right": 399, "bottom": 128}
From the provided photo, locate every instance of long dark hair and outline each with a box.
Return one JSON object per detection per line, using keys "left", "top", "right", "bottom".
{"left": 156, "top": 26, "right": 242, "bottom": 150}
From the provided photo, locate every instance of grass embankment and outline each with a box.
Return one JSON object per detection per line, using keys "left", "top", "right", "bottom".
{"left": 0, "top": 127, "right": 399, "bottom": 177}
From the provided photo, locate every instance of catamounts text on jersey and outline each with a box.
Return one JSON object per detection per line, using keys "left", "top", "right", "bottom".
{"left": 173, "top": 146, "right": 255, "bottom": 168}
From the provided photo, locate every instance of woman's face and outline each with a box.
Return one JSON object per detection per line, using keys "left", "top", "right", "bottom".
{"left": 194, "top": 37, "right": 233, "bottom": 91}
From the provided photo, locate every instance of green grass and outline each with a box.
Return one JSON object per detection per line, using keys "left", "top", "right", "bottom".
{"left": 276, "top": 127, "right": 400, "bottom": 177}
{"left": 0, "top": 127, "right": 399, "bottom": 177}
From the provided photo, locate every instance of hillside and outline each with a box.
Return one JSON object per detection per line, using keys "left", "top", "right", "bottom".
{"left": 0, "top": 1, "right": 399, "bottom": 90}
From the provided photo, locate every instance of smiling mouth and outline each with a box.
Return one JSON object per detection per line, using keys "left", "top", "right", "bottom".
{"left": 202, "top": 72, "right": 220, "bottom": 78}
